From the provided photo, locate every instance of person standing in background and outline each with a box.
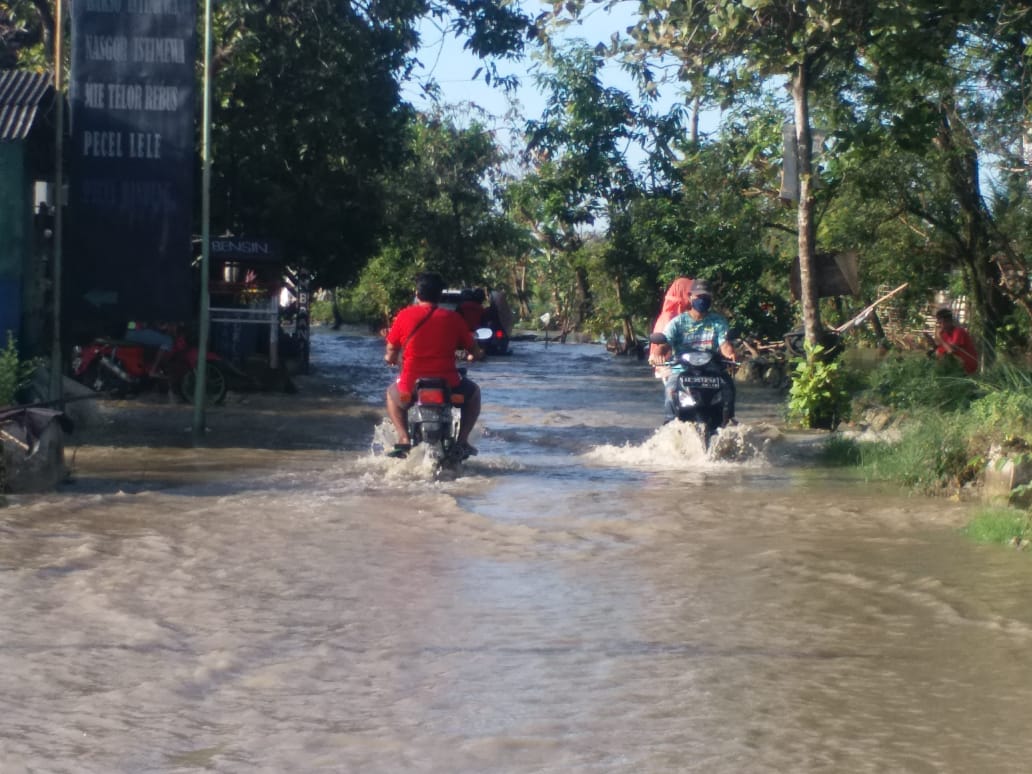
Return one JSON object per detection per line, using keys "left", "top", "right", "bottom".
{"left": 929, "top": 307, "right": 978, "bottom": 374}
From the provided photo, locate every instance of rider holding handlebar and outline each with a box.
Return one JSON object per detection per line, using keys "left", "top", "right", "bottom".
{"left": 649, "top": 279, "right": 737, "bottom": 424}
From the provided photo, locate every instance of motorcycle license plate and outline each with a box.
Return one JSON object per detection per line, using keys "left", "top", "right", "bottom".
{"left": 416, "top": 406, "right": 447, "bottom": 422}
{"left": 680, "top": 375, "right": 722, "bottom": 389}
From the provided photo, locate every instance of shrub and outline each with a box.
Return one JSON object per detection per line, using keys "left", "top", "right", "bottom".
{"left": 968, "top": 390, "right": 1032, "bottom": 440}
{"left": 0, "top": 331, "right": 43, "bottom": 407}
{"left": 856, "top": 408, "right": 979, "bottom": 493}
{"left": 787, "top": 342, "right": 852, "bottom": 429}
{"left": 863, "top": 352, "right": 977, "bottom": 412}
{"left": 308, "top": 297, "right": 337, "bottom": 326}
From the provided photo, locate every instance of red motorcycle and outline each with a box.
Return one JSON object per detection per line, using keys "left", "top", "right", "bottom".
{"left": 70, "top": 334, "right": 229, "bottom": 404}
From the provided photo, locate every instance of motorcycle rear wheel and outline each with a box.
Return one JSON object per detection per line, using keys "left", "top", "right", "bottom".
{"left": 178, "top": 362, "right": 228, "bottom": 405}
{"left": 79, "top": 361, "right": 124, "bottom": 396}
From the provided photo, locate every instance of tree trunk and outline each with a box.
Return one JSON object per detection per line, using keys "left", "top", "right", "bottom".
{"left": 791, "top": 62, "right": 822, "bottom": 351}
{"left": 573, "top": 266, "right": 592, "bottom": 332}
{"left": 510, "top": 262, "right": 532, "bottom": 320}
{"left": 690, "top": 96, "right": 700, "bottom": 145}
{"left": 936, "top": 96, "right": 1009, "bottom": 364}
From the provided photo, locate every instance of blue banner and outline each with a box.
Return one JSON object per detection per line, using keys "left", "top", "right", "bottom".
{"left": 68, "top": 0, "right": 196, "bottom": 325}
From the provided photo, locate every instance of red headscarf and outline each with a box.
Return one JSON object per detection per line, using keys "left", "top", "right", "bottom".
{"left": 648, "top": 277, "right": 693, "bottom": 363}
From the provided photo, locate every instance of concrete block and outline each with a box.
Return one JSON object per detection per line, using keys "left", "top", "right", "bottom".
{"left": 984, "top": 456, "right": 1032, "bottom": 506}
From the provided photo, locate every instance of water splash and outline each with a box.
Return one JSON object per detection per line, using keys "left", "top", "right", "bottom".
{"left": 362, "top": 418, "right": 492, "bottom": 483}
{"left": 583, "top": 420, "right": 778, "bottom": 469}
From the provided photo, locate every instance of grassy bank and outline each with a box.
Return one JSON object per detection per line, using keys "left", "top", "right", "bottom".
{"left": 818, "top": 351, "right": 1032, "bottom": 549}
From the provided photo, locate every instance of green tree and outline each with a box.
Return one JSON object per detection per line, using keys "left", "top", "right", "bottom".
{"left": 7, "top": 0, "right": 535, "bottom": 291}
{"left": 209, "top": 0, "right": 418, "bottom": 287}
{"left": 613, "top": 0, "right": 894, "bottom": 352}
{"left": 0, "top": 0, "right": 54, "bottom": 69}
{"left": 514, "top": 41, "right": 643, "bottom": 335}
{"left": 840, "top": 1, "right": 1032, "bottom": 357}
{"left": 348, "top": 110, "right": 522, "bottom": 323}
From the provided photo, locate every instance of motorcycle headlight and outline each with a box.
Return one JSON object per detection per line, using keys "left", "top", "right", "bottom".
{"left": 683, "top": 350, "right": 713, "bottom": 367}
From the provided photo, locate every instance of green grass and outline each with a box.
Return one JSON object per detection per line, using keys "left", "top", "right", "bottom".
{"left": 818, "top": 435, "right": 863, "bottom": 466}
{"left": 962, "top": 507, "right": 1032, "bottom": 545}
{"left": 850, "top": 408, "right": 978, "bottom": 492}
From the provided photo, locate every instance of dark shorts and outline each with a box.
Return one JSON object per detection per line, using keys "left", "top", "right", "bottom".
{"left": 393, "top": 376, "right": 478, "bottom": 408}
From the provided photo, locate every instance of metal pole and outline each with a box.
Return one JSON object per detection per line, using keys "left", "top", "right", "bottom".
{"left": 50, "top": 0, "right": 64, "bottom": 405}
{"left": 192, "top": 0, "right": 213, "bottom": 440}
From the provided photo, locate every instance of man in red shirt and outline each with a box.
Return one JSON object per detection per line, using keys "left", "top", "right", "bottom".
{"left": 456, "top": 288, "right": 487, "bottom": 331}
{"left": 384, "top": 272, "right": 484, "bottom": 458}
{"left": 931, "top": 307, "right": 978, "bottom": 374}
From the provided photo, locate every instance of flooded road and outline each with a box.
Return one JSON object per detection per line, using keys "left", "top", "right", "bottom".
{"left": 2, "top": 331, "right": 1031, "bottom": 773}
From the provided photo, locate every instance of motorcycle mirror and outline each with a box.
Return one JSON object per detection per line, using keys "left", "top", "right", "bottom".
{"left": 474, "top": 327, "right": 493, "bottom": 339}
{"left": 649, "top": 333, "right": 668, "bottom": 344}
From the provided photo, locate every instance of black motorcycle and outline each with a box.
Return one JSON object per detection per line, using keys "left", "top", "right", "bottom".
{"left": 406, "top": 376, "right": 466, "bottom": 468}
{"left": 651, "top": 335, "right": 735, "bottom": 448}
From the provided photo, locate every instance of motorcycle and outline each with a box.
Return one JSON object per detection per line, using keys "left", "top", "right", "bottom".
{"left": 70, "top": 335, "right": 229, "bottom": 405}
{"left": 405, "top": 374, "right": 468, "bottom": 468}
{"left": 478, "top": 325, "right": 510, "bottom": 356}
{"left": 443, "top": 287, "right": 511, "bottom": 356}
{"left": 651, "top": 334, "right": 735, "bottom": 448}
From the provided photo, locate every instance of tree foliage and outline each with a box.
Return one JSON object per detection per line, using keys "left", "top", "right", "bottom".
{"left": 7, "top": 0, "right": 1032, "bottom": 356}
{"left": 347, "top": 110, "right": 527, "bottom": 323}
{"left": 206, "top": 0, "right": 533, "bottom": 288}
{"left": 5, "top": 0, "right": 535, "bottom": 290}
{"left": 0, "top": 0, "right": 54, "bottom": 69}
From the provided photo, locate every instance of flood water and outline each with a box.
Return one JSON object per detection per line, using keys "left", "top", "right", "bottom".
{"left": 2, "top": 330, "right": 1031, "bottom": 773}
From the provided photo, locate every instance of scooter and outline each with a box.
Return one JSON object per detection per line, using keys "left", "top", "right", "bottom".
{"left": 70, "top": 335, "right": 229, "bottom": 405}
{"left": 651, "top": 334, "right": 735, "bottom": 448}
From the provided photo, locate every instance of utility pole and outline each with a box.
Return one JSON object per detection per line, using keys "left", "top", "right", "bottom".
{"left": 50, "top": 0, "right": 64, "bottom": 405}
{"left": 192, "top": 0, "right": 213, "bottom": 441}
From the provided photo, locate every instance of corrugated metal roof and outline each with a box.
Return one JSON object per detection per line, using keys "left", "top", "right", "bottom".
{"left": 0, "top": 70, "right": 54, "bottom": 142}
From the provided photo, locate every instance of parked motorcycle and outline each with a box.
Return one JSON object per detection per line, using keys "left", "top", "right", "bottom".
{"left": 70, "top": 336, "right": 228, "bottom": 405}
{"left": 651, "top": 335, "right": 735, "bottom": 448}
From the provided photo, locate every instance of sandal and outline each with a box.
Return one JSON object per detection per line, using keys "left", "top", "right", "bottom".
{"left": 386, "top": 443, "right": 411, "bottom": 459}
{"left": 450, "top": 440, "right": 478, "bottom": 461}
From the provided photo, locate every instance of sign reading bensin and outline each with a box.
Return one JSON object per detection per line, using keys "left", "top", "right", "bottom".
{"left": 68, "top": 0, "right": 196, "bottom": 322}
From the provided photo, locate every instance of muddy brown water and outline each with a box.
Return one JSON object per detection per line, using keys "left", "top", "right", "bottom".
{"left": 1, "top": 331, "right": 1029, "bottom": 773}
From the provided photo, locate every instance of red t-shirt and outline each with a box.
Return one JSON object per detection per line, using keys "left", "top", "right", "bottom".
{"left": 937, "top": 325, "right": 978, "bottom": 374}
{"left": 386, "top": 303, "right": 474, "bottom": 393}
{"left": 457, "top": 300, "right": 485, "bottom": 330}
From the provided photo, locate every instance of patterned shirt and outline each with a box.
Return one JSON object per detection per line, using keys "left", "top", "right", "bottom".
{"left": 662, "top": 311, "right": 730, "bottom": 372}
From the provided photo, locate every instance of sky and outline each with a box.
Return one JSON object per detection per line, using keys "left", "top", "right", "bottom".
{"left": 401, "top": 1, "right": 689, "bottom": 148}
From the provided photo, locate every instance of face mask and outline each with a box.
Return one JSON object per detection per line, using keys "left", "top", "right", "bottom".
{"left": 691, "top": 296, "right": 712, "bottom": 313}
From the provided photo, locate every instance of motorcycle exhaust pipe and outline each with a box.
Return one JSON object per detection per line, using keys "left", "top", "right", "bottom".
{"left": 99, "top": 355, "right": 134, "bottom": 383}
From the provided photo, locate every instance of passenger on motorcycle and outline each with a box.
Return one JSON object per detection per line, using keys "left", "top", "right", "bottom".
{"left": 384, "top": 272, "right": 484, "bottom": 459}
{"left": 651, "top": 279, "right": 737, "bottom": 424}
{"left": 456, "top": 288, "right": 488, "bottom": 331}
